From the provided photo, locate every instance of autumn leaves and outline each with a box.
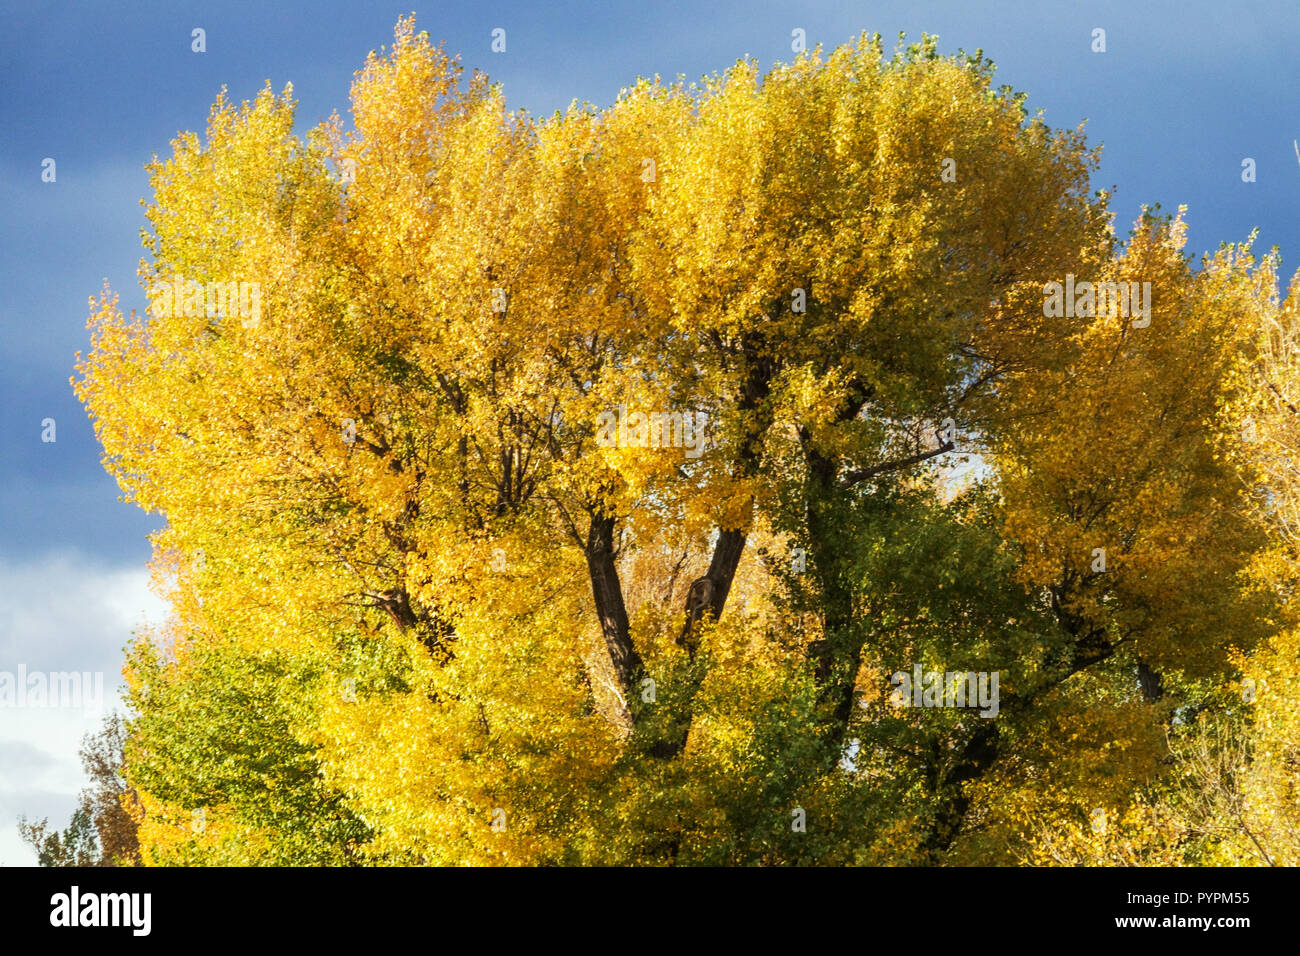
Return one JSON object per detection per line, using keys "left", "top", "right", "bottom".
{"left": 70, "top": 17, "right": 1300, "bottom": 864}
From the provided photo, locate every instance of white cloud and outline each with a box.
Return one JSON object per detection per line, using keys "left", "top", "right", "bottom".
{"left": 0, "top": 551, "right": 168, "bottom": 866}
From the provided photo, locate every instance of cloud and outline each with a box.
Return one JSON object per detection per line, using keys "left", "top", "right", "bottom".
{"left": 0, "top": 551, "right": 168, "bottom": 866}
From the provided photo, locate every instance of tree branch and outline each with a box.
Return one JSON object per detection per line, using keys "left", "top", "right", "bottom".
{"left": 841, "top": 440, "right": 955, "bottom": 487}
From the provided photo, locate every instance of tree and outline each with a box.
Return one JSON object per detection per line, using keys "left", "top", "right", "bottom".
{"left": 18, "top": 808, "right": 99, "bottom": 867}
{"left": 950, "top": 213, "right": 1281, "bottom": 862}
{"left": 18, "top": 712, "right": 140, "bottom": 866}
{"left": 73, "top": 17, "right": 1294, "bottom": 864}
{"left": 991, "top": 232, "right": 1300, "bottom": 867}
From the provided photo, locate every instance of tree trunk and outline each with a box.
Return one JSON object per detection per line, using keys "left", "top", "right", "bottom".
{"left": 677, "top": 527, "right": 748, "bottom": 653}
{"left": 804, "top": 443, "right": 864, "bottom": 735}
{"left": 585, "top": 512, "right": 642, "bottom": 735}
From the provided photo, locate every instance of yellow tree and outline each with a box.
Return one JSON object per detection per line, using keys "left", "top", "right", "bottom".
{"left": 972, "top": 213, "right": 1283, "bottom": 863}
{"left": 75, "top": 18, "right": 1280, "bottom": 864}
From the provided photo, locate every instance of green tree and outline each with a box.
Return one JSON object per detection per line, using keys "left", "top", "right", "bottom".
{"left": 18, "top": 712, "right": 142, "bottom": 867}
{"left": 19, "top": 806, "right": 101, "bottom": 867}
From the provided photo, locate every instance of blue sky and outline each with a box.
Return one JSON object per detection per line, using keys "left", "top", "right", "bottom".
{"left": 1, "top": 0, "right": 1297, "bottom": 865}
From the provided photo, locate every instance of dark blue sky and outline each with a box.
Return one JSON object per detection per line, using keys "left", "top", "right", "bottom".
{"left": 2, "top": 0, "right": 1299, "bottom": 566}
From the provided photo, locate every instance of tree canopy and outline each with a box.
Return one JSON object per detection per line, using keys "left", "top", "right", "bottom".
{"left": 70, "top": 18, "right": 1300, "bottom": 865}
